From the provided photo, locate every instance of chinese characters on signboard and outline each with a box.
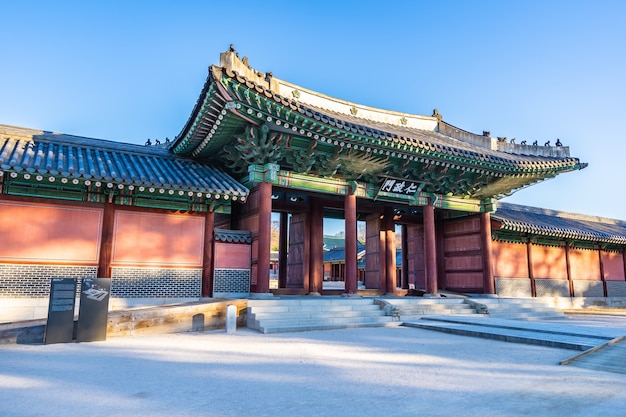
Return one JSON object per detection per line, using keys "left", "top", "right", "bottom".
{"left": 378, "top": 178, "right": 420, "bottom": 196}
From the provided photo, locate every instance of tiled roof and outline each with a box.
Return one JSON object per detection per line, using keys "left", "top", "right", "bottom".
{"left": 175, "top": 58, "right": 584, "bottom": 177}
{"left": 0, "top": 125, "right": 249, "bottom": 201}
{"left": 493, "top": 203, "right": 626, "bottom": 245}
{"left": 215, "top": 229, "right": 252, "bottom": 244}
{"left": 171, "top": 51, "right": 585, "bottom": 203}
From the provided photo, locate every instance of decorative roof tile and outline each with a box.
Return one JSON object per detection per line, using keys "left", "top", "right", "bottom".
{"left": 493, "top": 203, "right": 626, "bottom": 245}
{"left": 0, "top": 125, "right": 249, "bottom": 201}
{"left": 214, "top": 229, "right": 252, "bottom": 244}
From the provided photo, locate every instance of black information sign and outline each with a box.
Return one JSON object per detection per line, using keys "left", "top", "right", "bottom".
{"left": 45, "top": 278, "right": 77, "bottom": 344}
{"left": 76, "top": 278, "right": 111, "bottom": 342}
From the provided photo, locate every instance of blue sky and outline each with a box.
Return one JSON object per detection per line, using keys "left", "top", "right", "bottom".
{"left": 2, "top": 0, "right": 625, "bottom": 220}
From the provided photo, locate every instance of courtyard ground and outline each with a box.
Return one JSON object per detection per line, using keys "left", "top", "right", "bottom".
{"left": 1, "top": 317, "right": 625, "bottom": 417}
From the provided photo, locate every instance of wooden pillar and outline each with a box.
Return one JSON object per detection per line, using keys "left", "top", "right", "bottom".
{"left": 480, "top": 212, "right": 495, "bottom": 295}
{"left": 598, "top": 248, "right": 607, "bottom": 297}
{"left": 565, "top": 243, "right": 574, "bottom": 297}
{"left": 278, "top": 212, "right": 288, "bottom": 288}
{"left": 309, "top": 197, "right": 324, "bottom": 295}
{"left": 202, "top": 209, "right": 215, "bottom": 297}
{"left": 436, "top": 217, "right": 447, "bottom": 291}
{"left": 97, "top": 202, "right": 115, "bottom": 278}
{"left": 401, "top": 224, "right": 409, "bottom": 290}
{"left": 423, "top": 204, "right": 438, "bottom": 295}
{"left": 384, "top": 206, "right": 396, "bottom": 294}
{"left": 527, "top": 240, "right": 536, "bottom": 297}
{"left": 344, "top": 193, "right": 358, "bottom": 295}
{"left": 255, "top": 181, "right": 272, "bottom": 293}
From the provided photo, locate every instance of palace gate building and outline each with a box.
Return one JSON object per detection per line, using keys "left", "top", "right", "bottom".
{"left": 1, "top": 47, "right": 624, "bottom": 321}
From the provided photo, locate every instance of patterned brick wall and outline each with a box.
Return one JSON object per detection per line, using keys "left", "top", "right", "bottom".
{"left": 607, "top": 281, "right": 626, "bottom": 297}
{"left": 111, "top": 267, "right": 201, "bottom": 298}
{"left": 534, "top": 279, "right": 570, "bottom": 297}
{"left": 573, "top": 280, "right": 605, "bottom": 297}
{"left": 213, "top": 268, "right": 250, "bottom": 293}
{"left": 0, "top": 264, "right": 97, "bottom": 297}
{"left": 495, "top": 277, "right": 532, "bottom": 297}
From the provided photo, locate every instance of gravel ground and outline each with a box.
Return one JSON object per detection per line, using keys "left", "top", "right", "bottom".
{"left": 1, "top": 324, "right": 626, "bottom": 417}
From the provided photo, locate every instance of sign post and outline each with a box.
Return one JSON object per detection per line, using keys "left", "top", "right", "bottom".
{"left": 45, "top": 278, "right": 78, "bottom": 344}
{"left": 76, "top": 278, "right": 111, "bottom": 342}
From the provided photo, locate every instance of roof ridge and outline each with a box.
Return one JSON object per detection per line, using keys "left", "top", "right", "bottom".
{"left": 497, "top": 202, "right": 626, "bottom": 226}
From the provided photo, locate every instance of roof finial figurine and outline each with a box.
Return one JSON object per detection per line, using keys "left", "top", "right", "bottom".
{"left": 544, "top": 140, "right": 551, "bottom": 146}
{"left": 228, "top": 43, "right": 239, "bottom": 58}
{"left": 521, "top": 140, "right": 527, "bottom": 145}
{"left": 145, "top": 138, "right": 152, "bottom": 146}
{"left": 556, "top": 138, "right": 562, "bottom": 146}
{"left": 155, "top": 138, "right": 161, "bottom": 145}
{"left": 165, "top": 137, "right": 170, "bottom": 144}
{"left": 532, "top": 140, "right": 538, "bottom": 146}
{"left": 432, "top": 108, "right": 442, "bottom": 121}
{"left": 510, "top": 138, "right": 516, "bottom": 144}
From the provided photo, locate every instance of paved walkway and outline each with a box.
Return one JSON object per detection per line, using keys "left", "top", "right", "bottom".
{"left": 1, "top": 318, "right": 626, "bottom": 417}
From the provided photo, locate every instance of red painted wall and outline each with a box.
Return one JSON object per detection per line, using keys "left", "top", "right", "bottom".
{"left": 112, "top": 211, "right": 204, "bottom": 266}
{"left": 0, "top": 200, "right": 102, "bottom": 263}
{"left": 602, "top": 251, "right": 625, "bottom": 281}
{"left": 531, "top": 245, "right": 567, "bottom": 280}
{"left": 492, "top": 241, "right": 529, "bottom": 278}
{"left": 569, "top": 248, "right": 600, "bottom": 281}
{"left": 214, "top": 243, "right": 251, "bottom": 269}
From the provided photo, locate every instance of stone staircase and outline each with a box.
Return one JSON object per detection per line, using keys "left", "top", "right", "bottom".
{"left": 246, "top": 296, "right": 566, "bottom": 334}
{"left": 472, "top": 297, "right": 566, "bottom": 319}
{"left": 246, "top": 298, "right": 398, "bottom": 334}
{"left": 378, "top": 298, "right": 482, "bottom": 321}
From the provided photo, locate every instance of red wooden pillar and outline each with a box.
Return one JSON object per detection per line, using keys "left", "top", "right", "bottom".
{"left": 255, "top": 181, "right": 272, "bottom": 294}
{"left": 278, "top": 212, "right": 288, "bottom": 288}
{"left": 309, "top": 197, "right": 324, "bottom": 295}
{"left": 344, "top": 193, "right": 358, "bottom": 295}
{"left": 565, "top": 243, "right": 574, "bottom": 297}
{"left": 527, "top": 240, "right": 536, "bottom": 297}
{"left": 480, "top": 212, "right": 495, "bottom": 295}
{"left": 97, "top": 202, "right": 115, "bottom": 278}
{"left": 401, "top": 224, "right": 409, "bottom": 290}
{"left": 598, "top": 248, "right": 608, "bottom": 297}
{"left": 384, "top": 206, "right": 396, "bottom": 295}
{"left": 202, "top": 209, "right": 215, "bottom": 297}
{"left": 423, "top": 204, "right": 438, "bottom": 295}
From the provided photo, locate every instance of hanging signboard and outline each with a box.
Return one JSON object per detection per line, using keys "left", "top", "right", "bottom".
{"left": 377, "top": 177, "right": 421, "bottom": 197}
{"left": 45, "top": 278, "right": 77, "bottom": 344}
{"left": 76, "top": 278, "right": 111, "bottom": 342}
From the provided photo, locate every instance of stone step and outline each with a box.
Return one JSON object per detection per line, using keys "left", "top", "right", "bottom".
{"left": 394, "top": 304, "right": 475, "bottom": 311}
{"left": 248, "top": 298, "right": 376, "bottom": 307}
{"left": 399, "top": 310, "right": 478, "bottom": 320}
{"left": 380, "top": 298, "right": 468, "bottom": 306}
{"left": 259, "top": 321, "right": 400, "bottom": 334}
{"left": 250, "top": 309, "right": 387, "bottom": 321}
{"left": 254, "top": 315, "right": 394, "bottom": 328}
{"left": 247, "top": 298, "right": 397, "bottom": 333}
{"left": 403, "top": 316, "right": 615, "bottom": 351}
{"left": 487, "top": 311, "right": 566, "bottom": 319}
{"left": 247, "top": 303, "right": 382, "bottom": 314}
